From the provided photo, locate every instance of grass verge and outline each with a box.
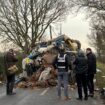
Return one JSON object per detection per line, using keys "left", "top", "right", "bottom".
{"left": 96, "top": 62, "right": 105, "bottom": 88}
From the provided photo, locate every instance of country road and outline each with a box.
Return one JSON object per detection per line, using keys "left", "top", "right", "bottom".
{"left": 0, "top": 85, "right": 104, "bottom": 105}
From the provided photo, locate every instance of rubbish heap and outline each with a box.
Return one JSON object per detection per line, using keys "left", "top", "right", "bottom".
{"left": 16, "top": 35, "right": 81, "bottom": 89}
{"left": 17, "top": 52, "right": 57, "bottom": 89}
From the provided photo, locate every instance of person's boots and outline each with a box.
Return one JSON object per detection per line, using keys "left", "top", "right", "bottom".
{"left": 76, "top": 97, "right": 82, "bottom": 101}
{"left": 89, "top": 93, "right": 94, "bottom": 97}
{"left": 64, "top": 96, "right": 71, "bottom": 100}
{"left": 9, "top": 92, "right": 16, "bottom": 95}
{"left": 84, "top": 95, "right": 88, "bottom": 100}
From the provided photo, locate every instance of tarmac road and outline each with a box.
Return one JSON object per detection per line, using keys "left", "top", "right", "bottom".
{"left": 0, "top": 86, "right": 104, "bottom": 105}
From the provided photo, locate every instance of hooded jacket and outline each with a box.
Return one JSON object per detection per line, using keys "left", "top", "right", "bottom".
{"left": 74, "top": 52, "right": 88, "bottom": 74}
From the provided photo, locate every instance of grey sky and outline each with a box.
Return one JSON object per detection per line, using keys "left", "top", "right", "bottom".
{"left": 61, "top": 13, "right": 91, "bottom": 49}
{"left": 0, "top": 13, "right": 92, "bottom": 51}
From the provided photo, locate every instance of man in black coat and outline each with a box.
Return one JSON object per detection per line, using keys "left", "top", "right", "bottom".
{"left": 86, "top": 48, "right": 96, "bottom": 97}
{"left": 74, "top": 51, "right": 88, "bottom": 100}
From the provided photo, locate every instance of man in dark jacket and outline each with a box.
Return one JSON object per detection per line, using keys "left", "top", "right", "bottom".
{"left": 86, "top": 48, "right": 96, "bottom": 97}
{"left": 74, "top": 51, "right": 88, "bottom": 100}
{"left": 4, "top": 49, "right": 18, "bottom": 95}
{"left": 53, "top": 44, "right": 71, "bottom": 100}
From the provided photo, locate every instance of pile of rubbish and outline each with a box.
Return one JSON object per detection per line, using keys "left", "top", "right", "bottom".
{"left": 16, "top": 52, "right": 57, "bottom": 89}
{"left": 16, "top": 35, "right": 81, "bottom": 89}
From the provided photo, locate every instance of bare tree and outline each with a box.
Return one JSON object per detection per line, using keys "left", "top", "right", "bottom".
{"left": 70, "top": 0, "right": 105, "bottom": 13}
{"left": 87, "top": 12, "right": 105, "bottom": 62}
{"left": 0, "top": 0, "right": 70, "bottom": 54}
{"left": 70, "top": 0, "right": 105, "bottom": 62}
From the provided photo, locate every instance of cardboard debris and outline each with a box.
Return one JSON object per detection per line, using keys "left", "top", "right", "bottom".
{"left": 18, "top": 35, "right": 81, "bottom": 89}
{"left": 38, "top": 67, "right": 52, "bottom": 81}
{"left": 17, "top": 63, "right": 57, "bottom": 89}
{"left": 42, "top": 52, "right": 56, "bottom": 64}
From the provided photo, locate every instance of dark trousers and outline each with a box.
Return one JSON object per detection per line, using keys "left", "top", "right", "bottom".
{"left": 87, "top": 74, "right": 94, "bottom": 94}
{"left": 26, "top": 64, "right": 33, "bottom": 77}
{"left": 7, "top": 75, "right": 15, "bottom": 94}
{"left": 76, "top": 74, "right": 88, "bottom": 98}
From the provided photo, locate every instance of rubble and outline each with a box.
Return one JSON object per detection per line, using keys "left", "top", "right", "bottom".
{"left": 17, "top": 61, "right": 57, "bottom": 89}
{"left": 17, "top": 35, "right": 80, "bottom": 89}
{"left": 42, "top": 52, "right": 57, "bottom": 64}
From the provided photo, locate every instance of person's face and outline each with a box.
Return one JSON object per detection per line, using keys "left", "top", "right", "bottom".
{"left": 86, "top": 50, "right": 91, "bottom": 54}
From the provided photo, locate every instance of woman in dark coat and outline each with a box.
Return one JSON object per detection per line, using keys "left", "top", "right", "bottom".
{"left": 4, "top": 49, "right": 18, "bottom": 95}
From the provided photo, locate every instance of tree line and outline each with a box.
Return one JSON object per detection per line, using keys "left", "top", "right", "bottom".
{"left": 70, "top": 0, "right": 105, "bottom": 63}
{"left": 0, "top": 0, "right": 70, "bottom": 54}
{"left": 0, "top": 0, "right": 105, "bottom": 62}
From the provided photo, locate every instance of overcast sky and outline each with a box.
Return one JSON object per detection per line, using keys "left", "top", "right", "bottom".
{"left": 59, "top": 13, "right": 91, "bottom": 50}
{"left": 47, "top": 12, "right": 92, "bottom": 51}
{"left": 0, "top": 13, "right": 92, "bottom": 52}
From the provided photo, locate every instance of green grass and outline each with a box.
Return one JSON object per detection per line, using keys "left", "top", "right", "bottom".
{"left": 96, "top": 62, "right": 105, "bottom": 88}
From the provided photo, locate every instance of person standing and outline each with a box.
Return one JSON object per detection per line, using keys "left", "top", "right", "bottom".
{"left": 86, "top": 48, "right": 96, "bottom": 97}
{"left": 25, "top": 58, "right": 33, "bottom": 77}
{"left": 4, "top": 49, "right": 18, "bottom": 95}
{"left": 74, "top": 51, "right": 88, "bottom": 100}
{"left": 53, "top": 44, "right": 71, "bottom": 100}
